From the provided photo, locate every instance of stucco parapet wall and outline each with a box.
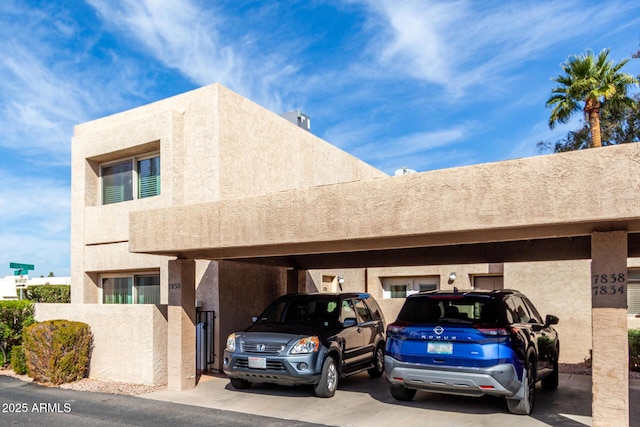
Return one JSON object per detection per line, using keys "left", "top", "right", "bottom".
{"left": 35, "top": 303, "right": 168, "bottom": 385}
{"left": 129, "top": 144, "right": 640, "bottom": 257}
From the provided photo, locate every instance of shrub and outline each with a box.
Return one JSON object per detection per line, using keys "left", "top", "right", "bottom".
{"left": 630, "top": 329, "right": 640, "bottom": 372}
{"left": 24, "top": 285, "right": 70, "bottom": 303}
{"left": 0, "top": 300, "right": 34, "bottom": 367}
{"left": 23, "top": 320, "right": 92, "bottom": 385}
{"left": 10, "top": 345, "right": 27, "bottom": 375}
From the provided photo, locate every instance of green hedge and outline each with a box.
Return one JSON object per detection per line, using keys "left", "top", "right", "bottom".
{"left": 23, "top": 320, "right": 92, "bottom": 385}
{"left": 23, "top": 285, "right": 70, "bottom": 303}
{"left": 0, "top": 300, "right": 34, "bottom": 367}
{"left": 10, "top": 345, "right": 27, "bottom": 375}
{"left": 630, "top": 329, "right": 640, "bottom": 372}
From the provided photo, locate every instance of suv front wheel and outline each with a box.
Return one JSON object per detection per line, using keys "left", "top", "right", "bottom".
{"left": 230, "top": 377, "right": 251, "bottom": 390}
{"left": 314, "top": 356, "right": 338, "bottom": 398}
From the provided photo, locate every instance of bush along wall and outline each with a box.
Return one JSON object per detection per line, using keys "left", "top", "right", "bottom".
{"left": 10, "top": 345, "right": 27, "bottom": 375}
{"left": 630, "top": 329, "right": 640, "bottom": 372}
{"left": 0, "top": 300, "right": 34, "bottom": 367}
{"left": 23, "top": 320, "right": 92, "bottom": 385}
{"left": 23, "top": 285, "right": 70, "bottom": 303}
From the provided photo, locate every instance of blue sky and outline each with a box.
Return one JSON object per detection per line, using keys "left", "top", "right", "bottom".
{"left": 1, "top": 0, "right": 639, "bottom": 278}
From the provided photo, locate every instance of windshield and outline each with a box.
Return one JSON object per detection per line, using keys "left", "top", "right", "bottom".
{"left": 256, "top": 296, "right": 340, "bottom": 324}
{"left": 397, "top": 295, "right": 500, "bottom": 325}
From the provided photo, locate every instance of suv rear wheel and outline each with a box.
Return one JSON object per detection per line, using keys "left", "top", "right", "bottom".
{"left": 314, "top": 356, "right": 338, "bottom": 398}
{"left": 507, "top": 358, "right": 536, "bottom": 415}
{"left": 389, "top": 385, "right": 417, "bottom": 401}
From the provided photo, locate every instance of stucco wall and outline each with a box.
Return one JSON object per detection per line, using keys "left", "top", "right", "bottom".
{"left": 35, "top": 303, "right": 168, "bottom": 385}
{"left": 216, "top": 88, "right": 386, "bottom": 200}
{"left": 216, "top": 261, "right": 288, "bottom": 371}
{"left": 504, "top": 260, "right": 592, "bottom": 363}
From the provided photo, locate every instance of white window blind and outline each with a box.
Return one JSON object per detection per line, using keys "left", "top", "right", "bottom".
{"left": 138, "top": 156, "right": 160, "bottom": 199}
{"left": 102, "top": 160, "right": 133, "bottom": 204}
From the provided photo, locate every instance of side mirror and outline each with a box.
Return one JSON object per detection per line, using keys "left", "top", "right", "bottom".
{"left": 545, "top": 314, "right": 559, "bottom": 326}
{"left": 343, "top": 317, "right": 357, "bottom": 327}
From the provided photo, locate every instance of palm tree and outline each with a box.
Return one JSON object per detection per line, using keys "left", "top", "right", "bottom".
{"left": 547, "top": 49, "right": 638, "bottom": 148}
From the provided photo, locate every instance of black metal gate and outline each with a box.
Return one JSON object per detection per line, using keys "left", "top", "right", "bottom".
{"left": 196, "top": 310, "right": 216, "bottom": 373}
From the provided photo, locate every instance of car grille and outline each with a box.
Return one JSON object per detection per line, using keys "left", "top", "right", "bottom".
{"left": 235, "top": 358, "right": 286, "bottom": 371}
{"left": 242, "top": 341, "right": 285, "bottom": 355}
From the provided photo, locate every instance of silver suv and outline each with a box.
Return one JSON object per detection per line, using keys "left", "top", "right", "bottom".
{"left": 223, "top": 293, "right": 386, "bottom": 397}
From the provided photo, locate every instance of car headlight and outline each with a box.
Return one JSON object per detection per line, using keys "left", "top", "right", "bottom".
{"left": 226, "top": 333, "right": 236, "bottom": 351}
{"left": 290, "top": 336, "right": 319, "bottom": 354}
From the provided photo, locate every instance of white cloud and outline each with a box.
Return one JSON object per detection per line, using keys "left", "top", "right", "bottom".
{"left": 357, "top": 0, "right": 637, "bottom": 99}
{"left": 85, "top": 0, "right": 298, "bottom": 112}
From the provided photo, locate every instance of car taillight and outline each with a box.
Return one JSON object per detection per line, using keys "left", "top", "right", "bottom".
{"left": 475, "top": 327, "right": 510, "bottom": 336}
{"left": 387, "top": 322, "right": 407, "bottom": 334}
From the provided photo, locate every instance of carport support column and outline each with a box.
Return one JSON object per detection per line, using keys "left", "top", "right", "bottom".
{"left": 591, "top": 231, "right": 629, "bottom": 427}
{"left": 167, "top": 259, "right": 197, "bottom": 391}
{"left": 287, "top": 269, "right": 307, "bottom": 294}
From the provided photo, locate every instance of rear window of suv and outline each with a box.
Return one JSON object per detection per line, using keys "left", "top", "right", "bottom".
{"left": 397, "top": 295, "right": 501, "bottom": 324}
{"left": 257, "top": 296, "right": 340, "bottom": 324}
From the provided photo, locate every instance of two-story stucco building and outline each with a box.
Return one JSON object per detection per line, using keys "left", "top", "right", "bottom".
{"left": 36, "top": 83, "right": 640, "bottom": 426}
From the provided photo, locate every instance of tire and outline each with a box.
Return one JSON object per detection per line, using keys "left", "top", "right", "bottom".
{"left": 367, "top": 345, "right": 385, "bottom": 378}
{"left": 389, "top": 385, "right": 416, "bottom": 401}
{"left": 507, "top": 359, "right": 536, "bottom": 415}
{"left": 541, "top": 360, "right": 559, "bottom": 390}
{"left": 314, "top": 356, "right": 338, "bottom": 398}
{"left": 230, "top": 377, "right": 251, "bottom": 390}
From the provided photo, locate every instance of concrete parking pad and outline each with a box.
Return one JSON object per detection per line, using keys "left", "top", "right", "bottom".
{"left": 141, "top": 373, "right": 640, "bottom": 427}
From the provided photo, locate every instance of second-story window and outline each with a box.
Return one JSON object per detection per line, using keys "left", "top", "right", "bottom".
{"left": 101, "top": 154, "right": 160, "bottom": 204}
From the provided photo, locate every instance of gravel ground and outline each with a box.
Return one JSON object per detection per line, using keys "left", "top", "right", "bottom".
{"left": 0, "top": 368, "right": 166, "bottom": 396}
{"left": 560, "top": 362, "right": 640, "bottom": 379}
{"left": 1, "top": 364, "right": 639, "bottom": 395}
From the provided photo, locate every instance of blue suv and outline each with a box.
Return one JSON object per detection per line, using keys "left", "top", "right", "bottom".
{"left": 385, "top": 289, "right": 559, "bottom": 415}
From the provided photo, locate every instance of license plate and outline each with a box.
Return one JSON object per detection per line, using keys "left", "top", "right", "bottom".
{"left": 427, "top": 342, "right": 453, "bottom": 355}
{"left": 248, "top": 357, "right": 266, "bottom": 369}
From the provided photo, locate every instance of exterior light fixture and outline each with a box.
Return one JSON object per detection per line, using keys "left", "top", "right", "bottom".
{"left": 448, "top": 272, "right": 456, "bottom": 283}
{"left": 337, "top": 276, "right": 345, "bottom": 290}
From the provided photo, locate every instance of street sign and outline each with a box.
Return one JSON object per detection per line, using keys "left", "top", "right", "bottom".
{"left": 10, "top": 262, "right": 34, "bottom": 271}
{"left": 15, "top": 276, "right": 28, "bottom": 288}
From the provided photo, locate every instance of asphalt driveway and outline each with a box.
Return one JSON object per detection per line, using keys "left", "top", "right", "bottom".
{"left": 0, "top": 375, "right": 326, "bottom": 427}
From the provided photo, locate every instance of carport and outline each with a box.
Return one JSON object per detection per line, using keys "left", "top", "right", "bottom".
{"left": 130, "top": 143, "right": 640, "bottom": 427}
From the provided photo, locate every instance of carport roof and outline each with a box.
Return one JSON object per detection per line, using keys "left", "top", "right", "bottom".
{"left": 129, "top": 144, "right": 640, "bottom": 268}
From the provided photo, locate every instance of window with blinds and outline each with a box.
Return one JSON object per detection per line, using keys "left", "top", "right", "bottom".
{"left": 102, "top": 160, "right": 133, "bottom": 204}
{"left": 628, "top": 270, "right": 640, "bottom": 315}
{"left": 135, "top": 275, "right": 161, "bottom": 304}
{"left": 382, "top": 276, "right": 439, "bottom": 298}
{"left": 102, "top": 277, "right": 133, "bottom": 304}
{"left": 101, "top": 274, "right": 160, "bottom": 305}
{"left": 101, "top": 154, "right": 160, "bottom": 204}
{"left": 138, "top": 156, "right": 160, "bottom": 199}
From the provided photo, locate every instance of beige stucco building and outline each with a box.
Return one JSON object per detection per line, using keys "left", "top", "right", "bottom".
{"left": 36, "top": 84, "right": 640, "bottom": 426}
